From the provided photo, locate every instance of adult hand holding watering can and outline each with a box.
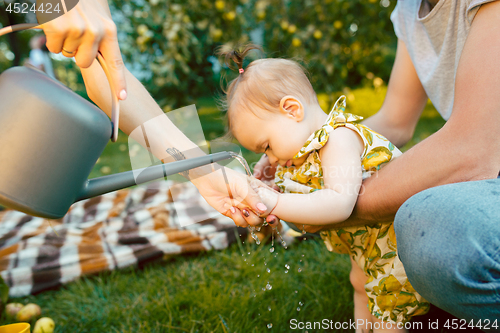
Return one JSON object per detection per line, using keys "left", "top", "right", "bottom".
{"left": 41, "top": 0, "right": 127, "bottom": 101}
{"left": 46, "top": 1, "right": 270, "bottom": 226}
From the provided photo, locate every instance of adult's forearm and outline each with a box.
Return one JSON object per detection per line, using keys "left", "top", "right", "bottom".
{"left": 81, "top": 61, "right": 212, "bottom": 179}
{"left": 327, "top": 124, "right": 499, "bottom": 229}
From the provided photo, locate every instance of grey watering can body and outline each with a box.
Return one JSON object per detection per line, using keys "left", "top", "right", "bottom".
{"left": 0, "top": 66, "right": 112, "bottom": 218}
{"left": 0, "top": 65, "right": 233, "bottom": 219}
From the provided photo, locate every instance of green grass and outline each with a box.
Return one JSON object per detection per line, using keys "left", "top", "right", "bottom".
{"left": 0, "top": 87, "right": 446, "bottom": 332}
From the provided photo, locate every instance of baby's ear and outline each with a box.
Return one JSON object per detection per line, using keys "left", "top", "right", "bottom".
{"left": 279, "top": 96, "right": 304, "bottom": 121}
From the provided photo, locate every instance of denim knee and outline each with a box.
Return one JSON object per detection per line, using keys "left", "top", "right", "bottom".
{"left": 394, "top": 180, "right": 500, "bottom": 322}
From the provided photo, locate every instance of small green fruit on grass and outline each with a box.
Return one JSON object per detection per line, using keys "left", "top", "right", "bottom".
{"left": 5, "top": 303, "right": 24, "bottom": 318}
{"left": 33, "top": 317, "right": 55, "bottom": 333}
{"left": 16, "top": 303, "right": 41, "bottom": 322}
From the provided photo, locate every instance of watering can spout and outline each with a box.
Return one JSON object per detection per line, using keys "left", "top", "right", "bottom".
{"left": 76, "top": 151, "right": 234, "bottom": 202}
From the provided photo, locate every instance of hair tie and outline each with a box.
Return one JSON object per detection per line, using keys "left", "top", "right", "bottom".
{"left": 239, "top": 68, "right": 244, "bottom": 74}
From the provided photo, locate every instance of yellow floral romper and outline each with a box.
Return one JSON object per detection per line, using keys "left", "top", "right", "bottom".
{"left": 275, "top": 96, "right": 429, "bottom": 323}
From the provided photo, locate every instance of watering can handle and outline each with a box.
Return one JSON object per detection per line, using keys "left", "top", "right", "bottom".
{"left": 0, "top": 23, "right": 120, "bottom": 142}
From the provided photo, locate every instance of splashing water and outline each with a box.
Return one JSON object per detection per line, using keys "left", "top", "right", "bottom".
{"left": 266, "top": 282, "right": 272, "bottom": 290}
{"left": 298, "top": 268, "right": 302, "bottom": 273}
{"left": 268, "top": 306, "right": 272, "bottom": 311}
{"left": 267, "top": 323, "right": 273, "bottom": 329}
{"left": 248, "top": 226, "right": 261, "bottom": 245}
{"left": 227, "top": 153, "right": 265, "bottom": 243}
{"left": 297, "top": 307, "right": 301, "bottom": 311}
{"left": 275, "top": 228, "right": 287, "bottom": 249}
{"left": 285, "top": 264, "right": 290, "bottom": 270}
{"left": 228, "top": 152, "right": 252, "bottom": 176}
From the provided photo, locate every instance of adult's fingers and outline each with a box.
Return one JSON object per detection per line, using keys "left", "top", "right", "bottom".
{"left": 43, "top": 23, "right": 68, "bottom": 54}
{"left": 228, "top": 208, "right": 248, "bottom": 228}
{"left": 241, "top": 207, "right": 264, "bottom": 226}
{"left": 266, "top": 215, "right": 279, "bottom": 226}
{"left": 96, "top": 22, "right": 127, "bottom": 100}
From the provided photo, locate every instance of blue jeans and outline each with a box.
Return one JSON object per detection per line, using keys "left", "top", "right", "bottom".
{"left": 395, "top": 178, "right": 500, "bottom": 329}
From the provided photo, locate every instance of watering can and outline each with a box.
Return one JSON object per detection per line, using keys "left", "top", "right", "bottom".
{"left": 0, "top": 24, "right": 233, "bottom": 219}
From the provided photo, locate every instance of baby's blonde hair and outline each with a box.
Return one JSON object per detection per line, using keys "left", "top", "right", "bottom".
{"left": 217, "top": 44, "right": 318, "bottom": 136}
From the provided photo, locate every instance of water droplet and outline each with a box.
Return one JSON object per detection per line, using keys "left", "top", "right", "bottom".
{"left": 268, "top": 306, "right": 271, "bottom": 311}
{"left": 295, "top": 290, "right": 298, "bottom": 293}
{"left": 285, "top": 270, "right": 288, "bottom": 273}
{"left": 266, "top": 282, "right": 272, "bottom": 290}
{"left": 298, "top": 268, "right": 302, "bottom": 273}
{"left": 299, "top": 259, "right": 302, "bottom": 262}
{"left": 264, "top": 262, "right": 267, "bottom": 265}
{"left": 297, "top": 307, "right": 301, "bottom": 311}
{"left": 244, "top": 258, "right": 246, "bottom": 261}
{"left": 248, "top": 226, "right": 261, "bottom": 245}
{"left": 248, "top": 252, "right": 251, "bottom": 255}
{"left": 257, "top": 275, "right": 260, "bottom": 278}
{"left": 267, "top": 268, "right": 271, "bottom": 273}
{"left": 267, "top": 323, "right": 273, "bottom": 329}
{"left": 262, "top": 288, "right": 266, "bottom": 291}
{"left": 251, "top": 264, "right": 254, "bottom": 267}
{"left": 270, "top": 247, "right": 275, "bottom": 253}
{"left": 302, "top": 254, "right": 304, "bottom": 257}
{"left": 299, "top": 302, "right": 304, "bottom": 306}
{"left": 285, "top": 264, "right": 290, "bottom": 269}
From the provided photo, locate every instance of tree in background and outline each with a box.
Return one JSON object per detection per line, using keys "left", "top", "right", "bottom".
{"left": 0, "top": 0, "right": 397, "bottom": 110}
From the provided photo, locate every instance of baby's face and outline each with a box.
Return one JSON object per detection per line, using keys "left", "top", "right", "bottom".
{"left": 231, "top": 106, "right": 311, "bottom": 167}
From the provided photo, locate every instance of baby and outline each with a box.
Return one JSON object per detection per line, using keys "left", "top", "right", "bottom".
{"left": 219, "top": 45, "right": 430, "bottom": 331}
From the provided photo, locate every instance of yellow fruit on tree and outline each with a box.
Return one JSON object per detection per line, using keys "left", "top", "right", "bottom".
{"left": 225, "top": 11, "right": 236, "bottom": 21}
{"left": 313, "top": 30, "right": 322, "bottom": 39}
{"left": 334, "top": 20, "right": 343, "bottom": 29}
{"left": 137, "top": 24, "right": 149, "bottom": 36}
{"left": 281, "top": 21, "right": 289, "bottom": 30}
{"left": 292, "top": 37, "right": 301, "bottom": 47}
{"left": 215, "top": 0, "right": 225, "bottom": 10}
{"left": 287, "top": 24, "right": 297, "bottom": 34}
{"left": 212, "top": 28, "right": 223, "bottom": 41}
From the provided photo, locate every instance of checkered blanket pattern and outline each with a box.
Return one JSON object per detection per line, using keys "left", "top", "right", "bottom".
{"left": 0, "top": 181, "right": 244, "bottom": 297}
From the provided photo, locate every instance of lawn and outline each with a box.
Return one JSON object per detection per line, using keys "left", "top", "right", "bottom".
{"left": 0, "top": 87, "right": 446, "bottom": 332}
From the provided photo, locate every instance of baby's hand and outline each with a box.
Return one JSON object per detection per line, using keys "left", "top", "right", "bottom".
{"left": 249, "top": 177, "right": 280, "bottom": 217}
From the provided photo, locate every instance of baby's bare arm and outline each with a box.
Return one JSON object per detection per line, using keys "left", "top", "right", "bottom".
{"left": 270, "top": 128, "right": 364, "bottom": 225}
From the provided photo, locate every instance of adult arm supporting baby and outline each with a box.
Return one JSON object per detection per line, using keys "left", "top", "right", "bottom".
{"left": 328, "top": 1, "right": 500, "bottom": 230}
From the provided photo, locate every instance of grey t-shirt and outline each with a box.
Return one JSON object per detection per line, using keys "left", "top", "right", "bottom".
{"left": 390, "top": 0, "right": 496, "bottom": 120}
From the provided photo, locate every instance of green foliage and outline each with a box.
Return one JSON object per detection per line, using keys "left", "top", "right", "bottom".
{"left": 109, "top": 0, "right": 397, "bottom": 110}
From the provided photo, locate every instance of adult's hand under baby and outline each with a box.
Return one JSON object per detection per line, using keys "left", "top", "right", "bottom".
{"left": 41, "top": 0, "right": 127, "bottom": 100}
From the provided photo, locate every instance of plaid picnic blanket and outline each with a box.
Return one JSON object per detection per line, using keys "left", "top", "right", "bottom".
{"left": 0, "top": 180, "right": 245, "bottom": 297}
